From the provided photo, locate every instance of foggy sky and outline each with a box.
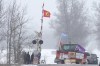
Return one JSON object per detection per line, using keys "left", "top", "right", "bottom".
{"left": 2, "top": 0, "right": 100, "bottom": 49}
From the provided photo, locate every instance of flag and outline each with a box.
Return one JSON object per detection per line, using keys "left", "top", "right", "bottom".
{"left": 61, "top": 33, "right": 68, "bottom": 37}
{"left": 58, "top": 33, "right": 68, "bottom": 49}
{"left": 43, "top": 10, "right": 51, "bottom": 17}
{"left": 60, "top": 33, "right": 68, "bottom": 44}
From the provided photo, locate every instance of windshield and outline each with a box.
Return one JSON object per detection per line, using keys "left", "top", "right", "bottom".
{"left": 85, "top": 52, "right": 90, "bottom": 56}
{"left": 62, "top": 44, "right": 76, "bottom": 51}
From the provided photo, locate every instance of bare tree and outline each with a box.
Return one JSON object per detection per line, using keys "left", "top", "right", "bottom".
{"left": 5, "top": 1, "right": 28, "bottom": 64}
{"left": 0, "top": 0, "right": 5, "bottom": 42}
{"left": 51, "top": 0, "right": 89, "bottom": 47}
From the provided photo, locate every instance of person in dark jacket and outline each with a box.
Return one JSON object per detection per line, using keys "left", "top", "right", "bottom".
{"left": 23, "top": 52, "right": 27, "bottom": 64}
{"left": 37, "top": 52, "right": 41, "bottom": 64}
{"left": 21, "top": 51, "right": 26, "bottom": 64}
{"left": 26, "top": 52, "right": 30, "bottom": 64}
{"left": 31, "top": 53, "right": 34, "bottom": 64}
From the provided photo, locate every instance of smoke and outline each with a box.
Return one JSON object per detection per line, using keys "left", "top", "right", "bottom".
{"left": 51, "top": 0, "right": 89, "bottom": 47}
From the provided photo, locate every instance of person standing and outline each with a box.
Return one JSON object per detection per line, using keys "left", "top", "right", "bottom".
{"left": 26, "top": 52, "right": 30, "bottom": 64}
{"left": 20, "top": 51, "right": 26, "bottom": 64}
{"left": 24, "top": 52, "right": 27, "bottom": 64}
{"left": 33, "top": 50, "right": 39, "bottom": 64}
{"left": 37, "top": 52, "right": 41, "bottom": 64}
{"left": 31, "top": 53, "right": 34, "bottom": 64}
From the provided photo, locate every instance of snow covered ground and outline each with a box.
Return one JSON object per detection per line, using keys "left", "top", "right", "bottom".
{"left": 0, "top": 48, "right": 100, "bottom": 64}
{"left": 0, "top": 49, "right": 56, "bottom": 64}
{"left": 24, "top": 49, "right": 56, "bottom": 64}
{"left": 40, "top": 49, "right": 56, "bottom": 64}
{"left": 0, "top": 50, "right": 7, "bottom": 64}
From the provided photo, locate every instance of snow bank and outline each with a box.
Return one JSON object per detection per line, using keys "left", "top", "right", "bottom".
{"left": 0, "top": 49, "right": 56, "bottom": 64}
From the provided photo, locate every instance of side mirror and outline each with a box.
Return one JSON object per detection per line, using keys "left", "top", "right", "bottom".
{"left": 97, "top": 57, "right": 99, "bottom": 58}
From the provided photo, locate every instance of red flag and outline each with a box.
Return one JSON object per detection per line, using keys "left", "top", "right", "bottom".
{"left": 43, "top": 10, "right": 51, "bottom": 17}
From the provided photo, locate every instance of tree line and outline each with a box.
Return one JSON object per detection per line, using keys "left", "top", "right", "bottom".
{"left": 0, "top": 0, "right": 32, "bottom": 64}
{"left": 51, "top": 0, "right": 100, "bottom": 50}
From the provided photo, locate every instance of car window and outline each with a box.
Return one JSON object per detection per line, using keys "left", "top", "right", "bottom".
{"left": 91, "top": 54, "right": 97, "bottom": 58}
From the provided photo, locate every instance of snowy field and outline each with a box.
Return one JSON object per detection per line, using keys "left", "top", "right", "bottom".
{"left": 0, "top": 50, "right": 7, "bottom": 64}
{"left": 0, "top": 49, "right": 100, "bottom": 64}
{"left": 24, "top": 49, "right": 56, "bottom": 64}
{"left": 0, "top": 49, "right": 56, "bottom": 64}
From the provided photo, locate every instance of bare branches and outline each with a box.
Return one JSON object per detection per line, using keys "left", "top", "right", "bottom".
{"left": 93, "top": 2, "right": 100, "bottom": 50}
{"left": 51, "top": 0, "right": 89, "bottom": 46}
{"left": 0, "top": 0, "right": 6, "bottom": 42}
{"left": 4, "top": 0, "right": 29, "bottom": 64}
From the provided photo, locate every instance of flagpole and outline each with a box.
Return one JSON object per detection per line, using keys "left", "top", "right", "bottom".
{"left": 41, "top": 3, "right": 44, "bottom": 38}
{"left": 37, "top": 3, "right": 44, "bottom": 53}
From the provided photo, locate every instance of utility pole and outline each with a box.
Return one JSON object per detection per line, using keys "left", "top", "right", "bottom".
{"left": 32, "top": 3, "right": 50, "bottom": 64}
{"left": 32, "top": 3, "right": 44, "bottom": 52}
{"left": 33, "top": 32, "right": 43, "bottom": 52}
{"left": 32, "top": 31, "right": 43, "bottom": 64}
{"left": 32, "top": 3, "right": 44, "bottom": 64}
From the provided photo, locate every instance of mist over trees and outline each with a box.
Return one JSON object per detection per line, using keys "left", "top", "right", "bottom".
{"left": 51, "top": 0, "right": 89, "bottom": 47}
{"left": 6, "top": 1, "right": 28, "bottom": 64}
{"left": 94, "top": 2, "right": 100, "bottom": 50}
{"left": 0, "top": 0, "right": 5, "bottom": 42}
{"left": 0, "top": 0, "right": 32, "bottom": 64}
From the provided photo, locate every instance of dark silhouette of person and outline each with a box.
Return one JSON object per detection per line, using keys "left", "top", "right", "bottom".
{"left": 26, "top": 52, "right": 30, "bottom": 64}
{"left": 31, "top": 53, "right": 34, "bottom": 64}
{"left": 23, "top": 52, "right": 27, "bottom": 64}
{"left": 37, "top": 52, "right": 41, "bottom": 64}
{"left": 21, "top": 51, "right": 26, "bottom": 64}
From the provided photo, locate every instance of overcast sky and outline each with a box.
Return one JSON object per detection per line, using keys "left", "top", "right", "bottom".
{"left": 17, "top": 0, "right": 58, "bottom": 49}
{"left": 10, "top": 0, "right": 99, "bottom": 49}
{"left": 23, "top": 0, "right": 100, "bottom": 59}
{"left": 4, "top": 0, "right": 100, "bottom": 50}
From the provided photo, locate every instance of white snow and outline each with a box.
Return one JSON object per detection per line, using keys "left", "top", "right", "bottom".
{"left": 0, "top": 50, "right": 7, "bottom": 64}
{"left": 0, "top": 48, "right": 100, "bottom": 64}
{"left": 1, "top": 48, "right": 100, "bottom": 64}
{"left": 23, "top": 49, "right": 56, "bottom": 64}
{"left": 0, "top": 49, "right": 56, "bottom": 64}
{"left": 40, "top": 49, "right": 56, "bottom": 64}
